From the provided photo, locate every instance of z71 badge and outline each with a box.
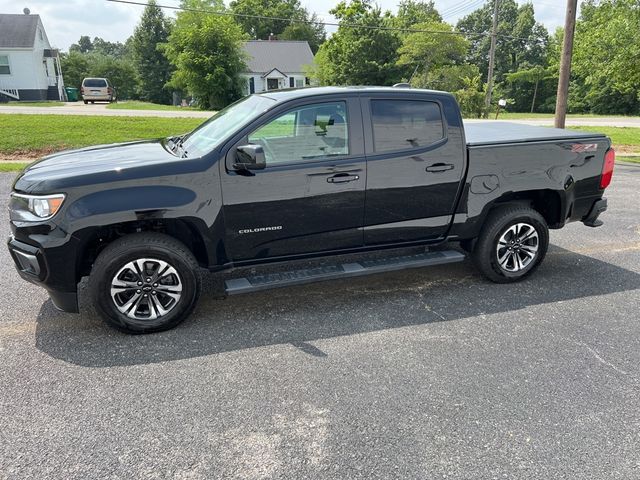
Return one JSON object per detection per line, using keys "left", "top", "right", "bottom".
{"left": 571, "top": 143, "right": 598, "bottom": 153}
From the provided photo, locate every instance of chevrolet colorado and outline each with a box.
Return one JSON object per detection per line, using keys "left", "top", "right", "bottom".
{"left": 8, "top": 87, "right": 614, "bottom": 333}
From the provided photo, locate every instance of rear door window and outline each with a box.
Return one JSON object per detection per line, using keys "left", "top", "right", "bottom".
{"left": 84, "top": 79, "right": 107, "bottom": 88}
{"left": 371, "top": 99, "right": 444, "bottom": 153}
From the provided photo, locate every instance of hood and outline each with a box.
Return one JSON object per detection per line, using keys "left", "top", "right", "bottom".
{"left": 13, "top": 139, "right": 184, "bottom": 193}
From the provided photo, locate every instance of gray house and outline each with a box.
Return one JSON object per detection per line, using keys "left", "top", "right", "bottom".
{"left": 241, "top": 40, "right": 314, "bottom": 95}
{"left": 0, "top": 12, "right": 65, "bottom": 101}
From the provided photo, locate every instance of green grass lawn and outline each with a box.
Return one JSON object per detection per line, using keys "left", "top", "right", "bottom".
{"left": 0, "top": 162, "right": 30, "bottom": 172}
{"left": 0, "top": 114, "right": 204, "bottom": 157}
{"left": 568, "top": 126, "right": 640, "bottom": 152}
{"left": 106, "top": 101, "right": 201, "bottom": 111}
{"left": 2, "top": 101, "right": 65, "bottom": 107}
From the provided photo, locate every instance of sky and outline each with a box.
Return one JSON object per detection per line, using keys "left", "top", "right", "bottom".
{"left": 0, "top": 0, "right": 571, "bottom": 51}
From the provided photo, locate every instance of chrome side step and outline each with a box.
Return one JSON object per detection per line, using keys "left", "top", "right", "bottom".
{"left": 224, "top": 250, "right": 465, "bottom": 295}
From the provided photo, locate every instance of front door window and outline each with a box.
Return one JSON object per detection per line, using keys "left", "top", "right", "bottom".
{"left": 267, "top": 78, "right": 279, "bottom": 90}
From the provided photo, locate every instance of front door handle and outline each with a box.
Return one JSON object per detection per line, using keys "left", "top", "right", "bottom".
{"left": 426, "top": 163, "right": 455, "bottom": 173}
{"left": 327, "top": 173, "right": 360, "bottom": 183}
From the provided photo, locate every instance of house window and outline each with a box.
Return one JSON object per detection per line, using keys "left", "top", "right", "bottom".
{"left": 295, "top": 79, "right": 304, "bottom": 88}
{"left": 0, "top": 56, "right": 10, "bottom": 75}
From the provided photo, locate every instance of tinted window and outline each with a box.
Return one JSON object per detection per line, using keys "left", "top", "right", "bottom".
{"left": 83, "top": 79, "right": 107, "bottom": 88}
{"left": 371, "top": 100, "right": 444, "bottom": 153}
{"left": 249, "top": 102, "right": 349, "bottom": 165}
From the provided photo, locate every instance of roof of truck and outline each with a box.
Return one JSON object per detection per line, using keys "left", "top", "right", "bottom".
{"left": 464, "top": 121, "right": 606, "bottom": 146}
{"left": 257, "top": 86, "right": 455, "bottom": 101}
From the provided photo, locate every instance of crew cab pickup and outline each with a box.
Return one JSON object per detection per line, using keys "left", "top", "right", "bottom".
{"left": 7, "top": 87, "right": 614, "bottom": 333}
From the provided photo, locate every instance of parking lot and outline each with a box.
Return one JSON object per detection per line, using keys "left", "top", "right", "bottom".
{"left": 1, "top": 165, "right": 639, "bottom": 479}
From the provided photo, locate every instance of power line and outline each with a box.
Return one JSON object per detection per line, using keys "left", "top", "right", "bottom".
{"left": 441, "top": 0, "right": 486, "bottom": 20}
{"left": 105, "top": 0, "right": 530, "bottom": 41}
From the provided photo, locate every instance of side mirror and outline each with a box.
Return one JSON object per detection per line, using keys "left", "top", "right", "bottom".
{"left": 234, "top": 144, "right": 266, "bottom": 171}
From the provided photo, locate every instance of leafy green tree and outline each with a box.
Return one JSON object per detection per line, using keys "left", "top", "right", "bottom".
{"left": 505, "top": 65, "right": 553, "bottom": 113}
{"left": 90, "top": 54, "right": 138, "bottom": 100}
{"left": 456, "top": 0, "right": 549, "bottom": 112}
{"left": 230, "top": 0, "right": 306, "bottom": 39}
{"left": 397, "top": 21, "right": 468, "bottom": 80}
{"left": 572, "top": 0, "right": 640, "bottom": 114}
{"left": 453, "top": 73, "right": 485, "bottom": 118}
{"left": 131, "top": 0, "right": 173, "bottom": 104}
{"left": 164, "top": 0, "right": 247, "bottom": 109}
{"left": 312, "top": 0, "right": 402, "bottom": 86}
{"left": 279, "top": 12, "right": 326, "bottom": 53}
{"left": 395, "top": 0, "right": 441, "bottom": 28}
{"left": 69, "top": 35, "right": 94, "bottom": 53}
{"left": 60, "top": 51, "right": 91, "bottom": 90}
{"left": 92, "top": 37, "right": 128, "bottom": 57}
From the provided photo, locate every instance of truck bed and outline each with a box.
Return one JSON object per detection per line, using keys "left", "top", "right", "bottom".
{"left": 464, "top": 121, "right": 606, "bottom": 146}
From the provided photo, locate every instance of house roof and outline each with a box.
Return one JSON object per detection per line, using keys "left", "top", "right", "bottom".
{"left": 0, "top": 14, "right": 40, "bottom": 48}
{"left": 243, "top": 40, "right": 314, "bottom": 74}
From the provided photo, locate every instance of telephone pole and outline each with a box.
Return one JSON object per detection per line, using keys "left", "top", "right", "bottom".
{"left": 484, "top": 0, "right": 499, "bottom": 118}
{"left": 554, "top": 0, "right": 578, "bottom": 128}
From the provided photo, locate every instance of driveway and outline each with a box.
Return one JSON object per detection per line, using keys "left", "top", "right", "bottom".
{"left": 0, "top": 102, "right": 213, "bottom": 118}
{"left": 1, "top": 165, "right": 639, "bottom": 479}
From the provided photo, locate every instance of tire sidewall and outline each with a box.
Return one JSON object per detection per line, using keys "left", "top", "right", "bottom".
{"left": 93, "top": 244, "right": 199, "bottom": 333}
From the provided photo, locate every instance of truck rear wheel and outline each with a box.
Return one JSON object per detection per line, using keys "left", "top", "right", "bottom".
{"left": 89, "top": 233, "right": 201, "bottom": 333}
{"left": 472, "top": 206, "right": 549, "bottom": 283}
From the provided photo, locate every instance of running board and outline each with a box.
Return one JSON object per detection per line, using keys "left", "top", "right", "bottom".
{"left": 225, "top": 250, "right": 465, "bottom": 295}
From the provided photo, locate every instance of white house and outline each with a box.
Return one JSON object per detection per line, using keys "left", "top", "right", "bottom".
{"left": 241, "top": 40, "right": 314, "bottom": 95}
{"left": 0, "top": 11, "right": 65, "bottom": 102}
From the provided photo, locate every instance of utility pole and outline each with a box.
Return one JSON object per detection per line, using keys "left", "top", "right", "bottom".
{"left": 484, "top": 0, "right": 499, "bottom": 118}
{"left": 554, "top": 0, "right": 578, "bottom": 128}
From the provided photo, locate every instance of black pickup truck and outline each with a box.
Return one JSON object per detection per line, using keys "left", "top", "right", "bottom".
{"left": 8, "top": 87, "right": 615, "bottom": 333}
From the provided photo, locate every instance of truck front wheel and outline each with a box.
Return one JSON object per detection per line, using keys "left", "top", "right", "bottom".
{"left": 89, "top": 233, "right": 201, "bottom": 333}
{"left": 472, "top": 206, "right": 549, "bottom": 283}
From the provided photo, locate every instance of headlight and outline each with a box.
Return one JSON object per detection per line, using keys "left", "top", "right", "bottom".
{"left": 10, "top": 193, "right": 66, "bottom": 220}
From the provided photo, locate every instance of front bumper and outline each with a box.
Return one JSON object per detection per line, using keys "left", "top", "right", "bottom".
{"left": 7, "top": 237, "right": 79, "bottom": 313}
{"left": 582, "top": 197, "right": 607, "bottom": 227}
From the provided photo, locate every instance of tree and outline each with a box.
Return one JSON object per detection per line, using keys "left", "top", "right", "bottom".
{"left": 397, "top": 21, "right": 468, "bottom": 80}
{"left": 70, "top": 35, "right": 94, "bottom": 53}
{"left": 571, "top": 0, "right": 640, "bottom": 114}
{"left": 92, "top": 37, "right": 128, "bottom": 57}
{"left": 279, "top": 12, "right": 326, "bottom": 53}
{"left": 312, "top": 0, "right": 402, "bottom": 86}
{"left": 230, "top": 0, "right": 306, "bottom": 39}
{"left": 456, "top": 0, "right": 549, "bottom": 112}
{"left": 164, "top": 0, "right": 247, "bottom": 109}
{"left": 506, "top": 65, "right": 552, "bottom": 113}
{"left": 131, "top": 0, "right": 173, "bottom": 104}
{"left": 395, "top": 0, "right": 441, "bottom": 28}
{"left": 60, "top": 51, "right": 91, "bottom": 90}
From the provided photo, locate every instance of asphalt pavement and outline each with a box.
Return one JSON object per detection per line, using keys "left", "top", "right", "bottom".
{"left": 1, "top": 165, "right": 639, "bottom": 479}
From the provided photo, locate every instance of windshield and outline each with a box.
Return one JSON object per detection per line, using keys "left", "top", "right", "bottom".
{"left": 179, "top": 95, "right": 277, "bottom": 157}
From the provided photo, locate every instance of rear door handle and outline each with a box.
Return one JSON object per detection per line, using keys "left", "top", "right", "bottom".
{"left": 327, "top": 173, "right": 360, "bottom": 183}
{"left": 426, "top": 163, "right": 455, "bottom": 173}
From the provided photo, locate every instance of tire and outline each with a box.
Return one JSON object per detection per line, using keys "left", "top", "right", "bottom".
{"left": 89, "top": 233, "right": 201, "bottom": 333}
{"left": 472, "top": 206, "right": 549, "bottom": 283}
{"left": 83, "top": 100, "right": 88, "bottom": 104}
